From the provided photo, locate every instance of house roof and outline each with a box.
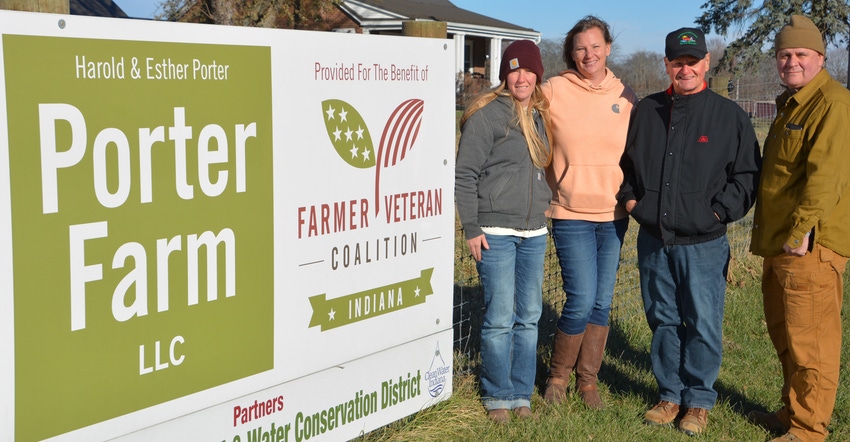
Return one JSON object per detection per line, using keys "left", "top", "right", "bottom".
{"left": 341, "top": 0, "right": 539, "bottom": 40}
{"left": 349, "top": 0, "right": 534, "bottom": 32}
{"left": 69, "top": 0, "right": 128, "bottom": 18}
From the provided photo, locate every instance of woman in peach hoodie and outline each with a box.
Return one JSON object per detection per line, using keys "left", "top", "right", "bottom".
{"left": 541, "top": 15, "right": 636, "bottom": 409}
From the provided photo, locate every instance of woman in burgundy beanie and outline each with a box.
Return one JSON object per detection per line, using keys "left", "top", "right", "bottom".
{"left": 456, "top": 39, "right": 552, "bottom": 422}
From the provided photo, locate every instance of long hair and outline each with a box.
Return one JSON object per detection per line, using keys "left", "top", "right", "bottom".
{"left": 460, "top": 82, "right": 552, "bottom": 169}
{"left": 563, "top": 16, "right": 613, "bottom": 70}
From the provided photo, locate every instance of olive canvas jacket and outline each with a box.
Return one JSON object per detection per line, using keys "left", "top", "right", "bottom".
{"left": 751, "top": 69, "right": 850, "bottom": 258}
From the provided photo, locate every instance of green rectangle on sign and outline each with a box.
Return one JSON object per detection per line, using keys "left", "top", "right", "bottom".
{"left": 4, "top": 35, "right": 274, "bottom": 440}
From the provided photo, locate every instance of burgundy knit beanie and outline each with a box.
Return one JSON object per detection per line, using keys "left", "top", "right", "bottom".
{"left": 499, "top": 40, "right": 544, "bottom": 84}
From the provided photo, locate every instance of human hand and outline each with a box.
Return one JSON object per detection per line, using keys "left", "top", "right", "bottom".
{"left": 783, "top": 235, "right": 809, "bottom": 256}
{"left": 467, "top": 234, "right": 489, "bottom": 262}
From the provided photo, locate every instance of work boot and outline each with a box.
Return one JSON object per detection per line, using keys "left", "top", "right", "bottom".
{"left": 487, "top": 408, "right": 510, "bottom": 424}
{"left": 747, "top": 409, "right": 789, "bottom": 436}
{"left": 513, "top": 406, "right": 533, "bottom": 419}
{"left": 543, "top": 329, "right": 584, "bottom": 404}
{"left": 644, "top": 401, "right": 680, "bottom": 426}
{"left": 575, "top": 323, "right": 609, "bottom": 410}
{"left": 679, "top": 408, "right": 708, "bottom": 436}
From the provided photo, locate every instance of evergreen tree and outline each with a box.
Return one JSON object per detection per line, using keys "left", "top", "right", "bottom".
{"left": 697, "top": 0, "right": 850, "bottom": 77}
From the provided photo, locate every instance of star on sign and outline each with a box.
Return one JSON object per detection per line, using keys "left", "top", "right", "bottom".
{"left": 325, "top": 104, "right": 336, "bottom": 120}
{"left": 350, "top": 145, "right": 359, "bottom": 158}
{"left": 362, "top": 148, "right": 371, "bottom": 161}
{"left": 344, "top": 127, "right": 353, "bottom": 141}
{"left": 328, "top": 308, "right": 336, "bottom": 321}
{"left": 333, "top": 126, "right": 342, "bottom": 141}
{"left": 415, "top": 286, "right": 421, "bottom": 297}
{"left": 356, "top": 125, "right": 365, "bottom": 140}
{"left": 339, "top": 108, "right": 348, "bottom": 122}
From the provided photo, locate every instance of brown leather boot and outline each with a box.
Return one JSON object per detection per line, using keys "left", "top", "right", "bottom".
{"left": 543, "top": 329, "right": 584, "bottom": 404}
{"left": 575, "top": 323, "right": 609, "bottom": 410}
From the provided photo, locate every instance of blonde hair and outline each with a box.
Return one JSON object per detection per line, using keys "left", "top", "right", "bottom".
{"left": 460, "top": 82, "right": 552, "bottom": 169}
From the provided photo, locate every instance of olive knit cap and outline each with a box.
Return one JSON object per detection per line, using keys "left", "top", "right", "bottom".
{"left": 775, "top": 14, "right": 825, "bottom": 55}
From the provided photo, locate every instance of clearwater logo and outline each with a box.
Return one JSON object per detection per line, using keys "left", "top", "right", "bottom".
{"left": 425, "top": 342, "right": 449, "bottom": 398}
{"left": 320, "top": 98, "right": 424, "bottom": 215}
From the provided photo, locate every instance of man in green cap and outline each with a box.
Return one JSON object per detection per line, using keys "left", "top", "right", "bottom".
{"left": 749, "top": 14, "right": 850, "bottom": 442}
{"left": 619, "top": 26, "right": 761, "bottom": 437}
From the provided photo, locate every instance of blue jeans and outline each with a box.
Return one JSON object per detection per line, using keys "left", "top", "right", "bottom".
{"left": 552, "top": 218, "right": 628, "bottom": 335}
{"left": 637, "top": 228, "right": 729, "bottom": 410}
{"left": 477, "top": 233, "right": 546, "bottom": 410}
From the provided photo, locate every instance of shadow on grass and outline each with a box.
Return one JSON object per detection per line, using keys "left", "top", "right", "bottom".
{"left": 454, "top": 276, "right": 660, "bottom": 407}
{"left": 600, "top": 321, "right": 655, "bottom": 402}
{"left": 604, "top": 318, "right": 765, "bottom": 417}
{"left": 452, "top": 280, "right": 565, "bottom": 400}
{"left": 453, "top": 276, "right": 762, "bottom": 423}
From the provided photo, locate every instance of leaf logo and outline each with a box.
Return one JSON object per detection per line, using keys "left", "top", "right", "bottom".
{"left": 320, "top": 98, "right": 424, "bottom": 217}
{"left": 374, "top": 99, "right": 424, "bottom": 214}
{"left": 321, "top": 99, "right": 376, "bottom": 169}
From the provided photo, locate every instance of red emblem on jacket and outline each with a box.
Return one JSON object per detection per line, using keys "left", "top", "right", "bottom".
{"left": 698, "top": 135, "right": 709, "bottom": 143}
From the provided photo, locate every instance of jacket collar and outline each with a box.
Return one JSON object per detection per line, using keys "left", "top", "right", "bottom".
{"left": 777, "top": 68, "right": 831, "bottom": 107}
{"left": 664, "top": 80, "right": 708, "bottom": 97}
{"left": 663, "top": 81, "right": 709, "bottom": 105}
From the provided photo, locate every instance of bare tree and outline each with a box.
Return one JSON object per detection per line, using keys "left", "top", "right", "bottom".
{"left": 707, "top": 37, "right": 728, "bottom": 74}
{"left": 612, "top": 51, "right": 667, "bottom": 98}
{"left": 826, "top": 47, "right": 849, "bottom": 85}
{"left": 539, "top": 38, "right": 566, "bottom": 81}
{"left": 211, "top": 0, "right": 236, "bottom": 24}
{"left": 732, "top": 57, "right": 784, "bottom": 102}
{"left": 157, "top": 0, "right": 340, "bottom": 29}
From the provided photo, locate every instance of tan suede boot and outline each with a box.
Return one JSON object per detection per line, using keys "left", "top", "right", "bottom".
{"left": 543, "top": 329, "right": 584, "bottom": 404}
{"left": 575, "top": 323, "right": 609, "bottom": 410}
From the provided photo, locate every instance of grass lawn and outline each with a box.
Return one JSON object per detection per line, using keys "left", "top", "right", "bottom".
{"left": 368, "top": 114, "right": 850, "bottom": 441}
{"left": 358, "top": 233, "right": 850, "bottom": 442}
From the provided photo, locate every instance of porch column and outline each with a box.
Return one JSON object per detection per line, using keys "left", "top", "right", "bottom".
{"left": 453, "top": 33, "right": 465, "bottom": 79}
{"left": 489, "top": 38, "right": 503, "bottom": 85}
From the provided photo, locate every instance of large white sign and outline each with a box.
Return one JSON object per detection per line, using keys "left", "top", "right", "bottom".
{"left": 0, "top": 10, "right": 455, "bottom": 441}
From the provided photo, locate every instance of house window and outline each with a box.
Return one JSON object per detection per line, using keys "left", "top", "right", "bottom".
{"left": 464, "top": 41, "right": 473, "bottom": 73}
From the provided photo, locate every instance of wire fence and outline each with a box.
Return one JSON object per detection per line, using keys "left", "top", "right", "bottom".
{"left": 450, "top": 85, "right": 775, "bottom": 368}
{"left": 451, "top": 213, "right": 758, "bottom": 368}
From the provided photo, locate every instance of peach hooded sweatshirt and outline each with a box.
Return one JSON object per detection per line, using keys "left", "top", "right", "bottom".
{"left": 542, "top": 69, "right": 637, "bottom": 221}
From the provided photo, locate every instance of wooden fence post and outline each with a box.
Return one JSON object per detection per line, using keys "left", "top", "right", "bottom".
{"left": 402, "top": 21, "right": 447, "bottom": 39}
{"left": 0, "top": 0, "right": 69, "bottom": 14}
{"left": 710, "top": 74, "right": 730, "bottom": 98}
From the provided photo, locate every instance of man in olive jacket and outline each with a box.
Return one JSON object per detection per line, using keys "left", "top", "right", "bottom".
{"left": 748, "top": 15, "right": 850, "bottom": 442}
